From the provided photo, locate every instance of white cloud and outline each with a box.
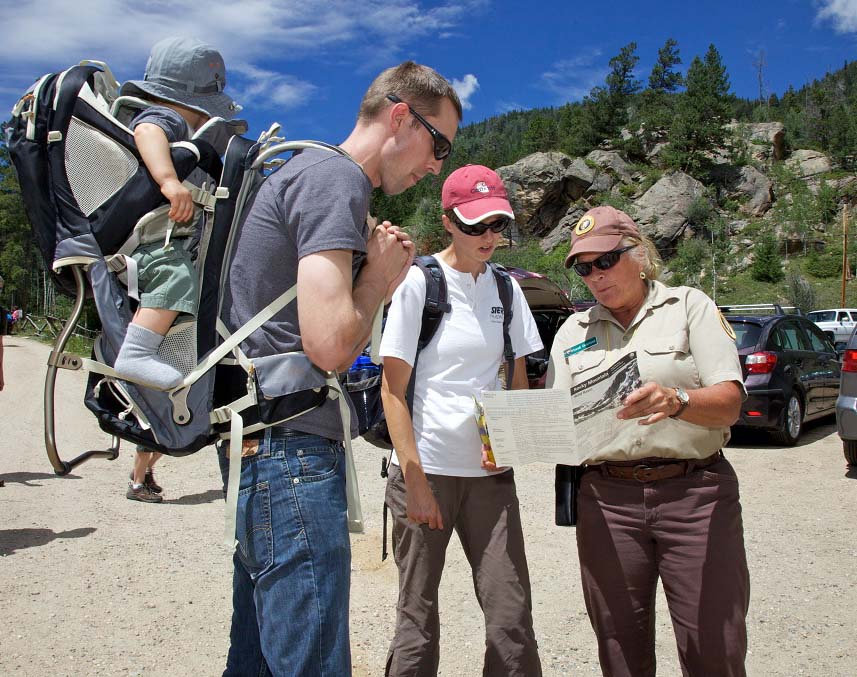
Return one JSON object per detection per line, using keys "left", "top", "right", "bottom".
{"left": 539, "top": 52, "right": 608, "bottom": 103}
{"left": 230, "top": 64, "right": 317, "bottom": 112}
{"left": 452, "top": 74, "right": 479, "bottom": 110}
{"left": 0, "top": 0, "right": 485, "bottom": 110}
{"left": 496, "top": 101, "right": 526, "bottom": 114}
{"left": 816, "top": 0, "right": 857, "bottom": 33}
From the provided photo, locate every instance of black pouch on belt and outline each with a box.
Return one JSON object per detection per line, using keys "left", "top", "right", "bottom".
{"left": 555, "top": 464, "right": 584, "bottom": 527}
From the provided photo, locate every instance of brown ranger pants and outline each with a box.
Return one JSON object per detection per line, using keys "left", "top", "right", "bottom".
{"left": 577, "top": 455, "right": 750, "bottom": 677}
{"left": 384, "top": 465, "right": 542, "bottom": 677}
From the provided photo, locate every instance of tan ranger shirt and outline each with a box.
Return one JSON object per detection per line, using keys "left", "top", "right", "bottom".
{"left": 547, "top": 280, "right": 746, "bottom": 463}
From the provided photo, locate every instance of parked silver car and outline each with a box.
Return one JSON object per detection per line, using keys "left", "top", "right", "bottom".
{"left": 835, "top": 326, "right": 857, "bottom": 466}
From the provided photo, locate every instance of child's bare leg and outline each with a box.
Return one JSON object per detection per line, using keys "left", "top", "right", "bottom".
{"left": 114, "top": 307, "right": 184, "bottom": 389}
{"left": 134, "top": 307, "right": 179, "bottom": 336}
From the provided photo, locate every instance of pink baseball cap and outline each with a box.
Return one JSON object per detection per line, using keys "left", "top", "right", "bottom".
{"left": 564, "top": 205, "right": 641, "bottom": 268}
{"left": 441, "top": 165, "right": 514, "bottom": 225}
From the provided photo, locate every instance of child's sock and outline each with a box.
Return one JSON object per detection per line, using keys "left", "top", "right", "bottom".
{"left": 114, "top": 324, "right": 183, "bottom": 389}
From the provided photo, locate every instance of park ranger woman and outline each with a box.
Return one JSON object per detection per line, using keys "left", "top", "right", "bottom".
{"left": 547, "top": 205, "right": 750, "bottom": 677}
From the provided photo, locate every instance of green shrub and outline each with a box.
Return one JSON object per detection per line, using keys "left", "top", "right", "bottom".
{"left": 686, "top": 196, "right": 712, "bottom": 227}
{"left": 751, "top": 234, "right": 784, "bottom": 283}
{"left": 591, "top": 191, "right": 633, "bottom": 213}
{"left": 784, "top": 269, "right": 817, "bottom": 313}
{"left": 406, "top": 197, "right": 446, "bottom": 255}
{"left": 668, "top": 237, "right": 709, "bottom": 286}
{"left": 805, "top": 243, "right": 842, "bottom": 278}
{"left": 618, "top": 183, "right": 637, "bottom": 198}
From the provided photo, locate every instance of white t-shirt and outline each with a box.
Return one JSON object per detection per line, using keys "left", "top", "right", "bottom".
{"left": 380, "top": 258, "right": 543, "bottom": 477}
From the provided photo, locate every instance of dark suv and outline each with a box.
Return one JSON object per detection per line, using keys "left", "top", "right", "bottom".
{"left": 722, "top": 304, "right": 840, "bottom": 445}
{"left": 506, "top": 268, "right": 575, "bottom": 389}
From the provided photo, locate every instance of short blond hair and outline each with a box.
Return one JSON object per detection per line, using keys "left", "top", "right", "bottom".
{"left": 623, "top": 235, "right": 663, "bottom": 280}
{"left": 359, "top": 61, "right": 462, "bottom": 122}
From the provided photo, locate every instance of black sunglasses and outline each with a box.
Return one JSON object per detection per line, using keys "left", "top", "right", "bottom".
{"left": 572, "top": 245, "right": 637, "bottom": 277}
{"left": 386, "top": 93, "right": 453, "bottom": 160}
{"left": 451, "top": 213, "right": 512, "bottom": 236}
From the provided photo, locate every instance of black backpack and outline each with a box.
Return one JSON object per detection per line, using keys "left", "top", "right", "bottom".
{"left": 348, "top": 254, "right": 516, "bottom": 449}
{"left": 6, "top": 59, "right": 373, "bottom": 533}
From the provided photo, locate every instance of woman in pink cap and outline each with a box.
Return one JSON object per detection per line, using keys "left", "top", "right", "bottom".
{"left": 379, "top": 165, "right": 543, "bottom": 676}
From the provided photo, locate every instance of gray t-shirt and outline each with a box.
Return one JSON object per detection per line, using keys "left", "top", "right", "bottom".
{"left": 131, "top": 105, "right": 208, "bottom": 187}
{"left": 221, "top": 148, "right": 373, "bottom": 440}
{"left": 131, "top": 105, "right": 189, "bottom": 141}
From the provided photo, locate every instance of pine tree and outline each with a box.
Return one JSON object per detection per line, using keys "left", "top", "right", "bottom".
{"left": 665, "top": 44, "right": 731, "bottom": 175}
{"left": 648, "top": 38, "right": 683, "bottom": 92}
{"left": 0, "top": 143, "right": 41, "bottom": 309}
{"left": 522, "top": 113, "right": 559, "bottom": 154}
{"left": 585, "top": 42, "right": 641, "bottom": 144}
{"left": 638, "top": 39, "right": 683, "bottom": 142}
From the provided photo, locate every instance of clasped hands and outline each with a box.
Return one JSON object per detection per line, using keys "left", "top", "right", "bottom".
{"left": 365, "top": 220, "right": 414, "bottom": 301}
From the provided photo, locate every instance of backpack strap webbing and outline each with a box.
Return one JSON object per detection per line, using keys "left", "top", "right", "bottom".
{"left": 405, "top": 255, "right": 452, "bottom": 409}
{"left": 489, "top": 262, "right": 516, "bottom": 389}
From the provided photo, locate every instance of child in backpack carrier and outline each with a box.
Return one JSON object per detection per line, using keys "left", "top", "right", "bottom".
{"left": 112, "top": 36, "right": 241, "bottom": 390}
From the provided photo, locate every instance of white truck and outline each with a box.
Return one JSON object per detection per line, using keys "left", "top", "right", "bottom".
{"left": 807, "top": 308, "right": 857, "bottom": 345}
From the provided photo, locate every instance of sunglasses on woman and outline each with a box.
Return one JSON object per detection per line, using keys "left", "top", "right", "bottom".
{"left": 572, "top": 245, "right": 637, "bottom": 277}
{"left": 386, "top": 94, "right": 453, "bottom": 160}
{"left": 451, "top": 214, "right": 512, "bottom": 236}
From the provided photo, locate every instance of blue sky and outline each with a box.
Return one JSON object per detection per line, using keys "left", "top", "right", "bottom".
{"left": 1, "top": 1, "right": 856, "bottom": 143}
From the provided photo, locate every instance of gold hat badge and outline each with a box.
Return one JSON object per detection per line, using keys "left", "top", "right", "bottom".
{"left": 574, "top": 214, "right": 595, "bottom": 236}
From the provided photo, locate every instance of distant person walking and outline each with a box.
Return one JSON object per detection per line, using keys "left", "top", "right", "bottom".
{"left": 0, "top": 275, "right": 6, "bottom": 395}
{"left": 126, "top": 448, "right": 163, "bottom": 503}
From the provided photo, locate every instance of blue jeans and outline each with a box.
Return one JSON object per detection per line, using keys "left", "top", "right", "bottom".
{"left": 217, "top": 428, "right": 351, "bottom": 677}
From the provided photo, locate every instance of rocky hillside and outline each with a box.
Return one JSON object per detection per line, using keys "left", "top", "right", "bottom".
{"left": 496, "top": 121, "right": 856, "bottom": 282}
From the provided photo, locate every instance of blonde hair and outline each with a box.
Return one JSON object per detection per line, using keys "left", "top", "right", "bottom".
{"left": 358, "top": 61, "right": 462, "bottom": 122}
{"left": 624, "top": 235, "right": 663, "bottom": 281}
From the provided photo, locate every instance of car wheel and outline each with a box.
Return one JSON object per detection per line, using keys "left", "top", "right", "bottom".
{"left": 844, "top": 440, "right": 857, "bottom": 467}
{"left": 771, "top": 392, "right": 803, "bottom": 446}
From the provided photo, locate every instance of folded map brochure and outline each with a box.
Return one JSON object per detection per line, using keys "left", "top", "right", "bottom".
{"left": 473, "top": 397, "right": 496, "bottom": 465}
{"left": 478, "top": 352, "right": 643, "bottom": 466}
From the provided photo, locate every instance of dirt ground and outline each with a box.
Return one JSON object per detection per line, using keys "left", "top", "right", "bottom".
{"left": 2, "top": 336, "right": 856, "bottom": 676}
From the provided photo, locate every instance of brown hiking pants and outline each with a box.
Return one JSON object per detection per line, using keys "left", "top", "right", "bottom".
{"left": 384, "top": 465, "right": 542, "bottom": 677}
{"left": 577, "top": 455, "right": 750, "bottom": 677}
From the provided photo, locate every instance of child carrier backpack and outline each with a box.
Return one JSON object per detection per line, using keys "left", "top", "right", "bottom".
{"left": 346, "top": 254, "right": 516, "bottom": 449}
{"left": 5, "top": 60, "right": 372, "bottom": 537}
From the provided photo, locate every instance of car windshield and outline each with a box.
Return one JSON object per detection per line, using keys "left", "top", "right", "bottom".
{"left": 808, "top": 311, "right": 836, "bottom": 322}
{"left": 728, "top": 321, "right": 762, "bottom": 350}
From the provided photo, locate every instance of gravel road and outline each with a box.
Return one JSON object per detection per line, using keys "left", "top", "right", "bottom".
{"left": 2, "top": 337, "right": 856, "bottom": 676}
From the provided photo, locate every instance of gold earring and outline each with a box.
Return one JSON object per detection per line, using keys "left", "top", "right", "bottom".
{"left": 640, "top": 271, "right": 647, "bottom": 280}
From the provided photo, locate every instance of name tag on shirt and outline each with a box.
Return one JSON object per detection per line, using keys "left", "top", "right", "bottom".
{"left": 563, "top": 337, "right": 597, "bottom": 358}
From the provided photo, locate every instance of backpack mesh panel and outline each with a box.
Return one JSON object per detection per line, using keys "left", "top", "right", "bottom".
{"left": 157, "top": 321, "right": 197, "bottom": 375}
{"left": 65, "top": 116, "right": 138, "bottom": 216}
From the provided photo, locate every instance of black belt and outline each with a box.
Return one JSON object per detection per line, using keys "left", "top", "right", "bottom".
{"left": 592, "top": 451, "right": 723, "bottom": 482}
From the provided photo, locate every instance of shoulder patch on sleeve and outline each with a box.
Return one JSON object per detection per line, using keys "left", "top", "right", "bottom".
{"left": 718, "top": 310, "right": 737, "bottom": 340}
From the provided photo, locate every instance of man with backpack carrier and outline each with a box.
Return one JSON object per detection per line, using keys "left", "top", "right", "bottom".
{"left": 217, "top": 62, "right": 461, "bottom": 676}
{"left": 380, "top": 165, "right": 544, "bottom": 676}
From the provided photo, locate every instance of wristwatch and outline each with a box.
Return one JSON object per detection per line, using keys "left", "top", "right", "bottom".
{"left": 670, "top": 387, "right": 690, "bottom": 419}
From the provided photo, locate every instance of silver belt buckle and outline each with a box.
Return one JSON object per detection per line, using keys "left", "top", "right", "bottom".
{"left": 632, "top": 464, "right": 654, "bottom": 482}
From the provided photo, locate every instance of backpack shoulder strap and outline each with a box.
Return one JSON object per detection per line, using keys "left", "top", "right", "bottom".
{"left": 403, "top": 255, "right": 451, "bottom": 411}
{"left": 489, "top": 262, "right": 516, "bottom": 389}
{"left": 413, "top": 255, "right": 451, "bottom": 351}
